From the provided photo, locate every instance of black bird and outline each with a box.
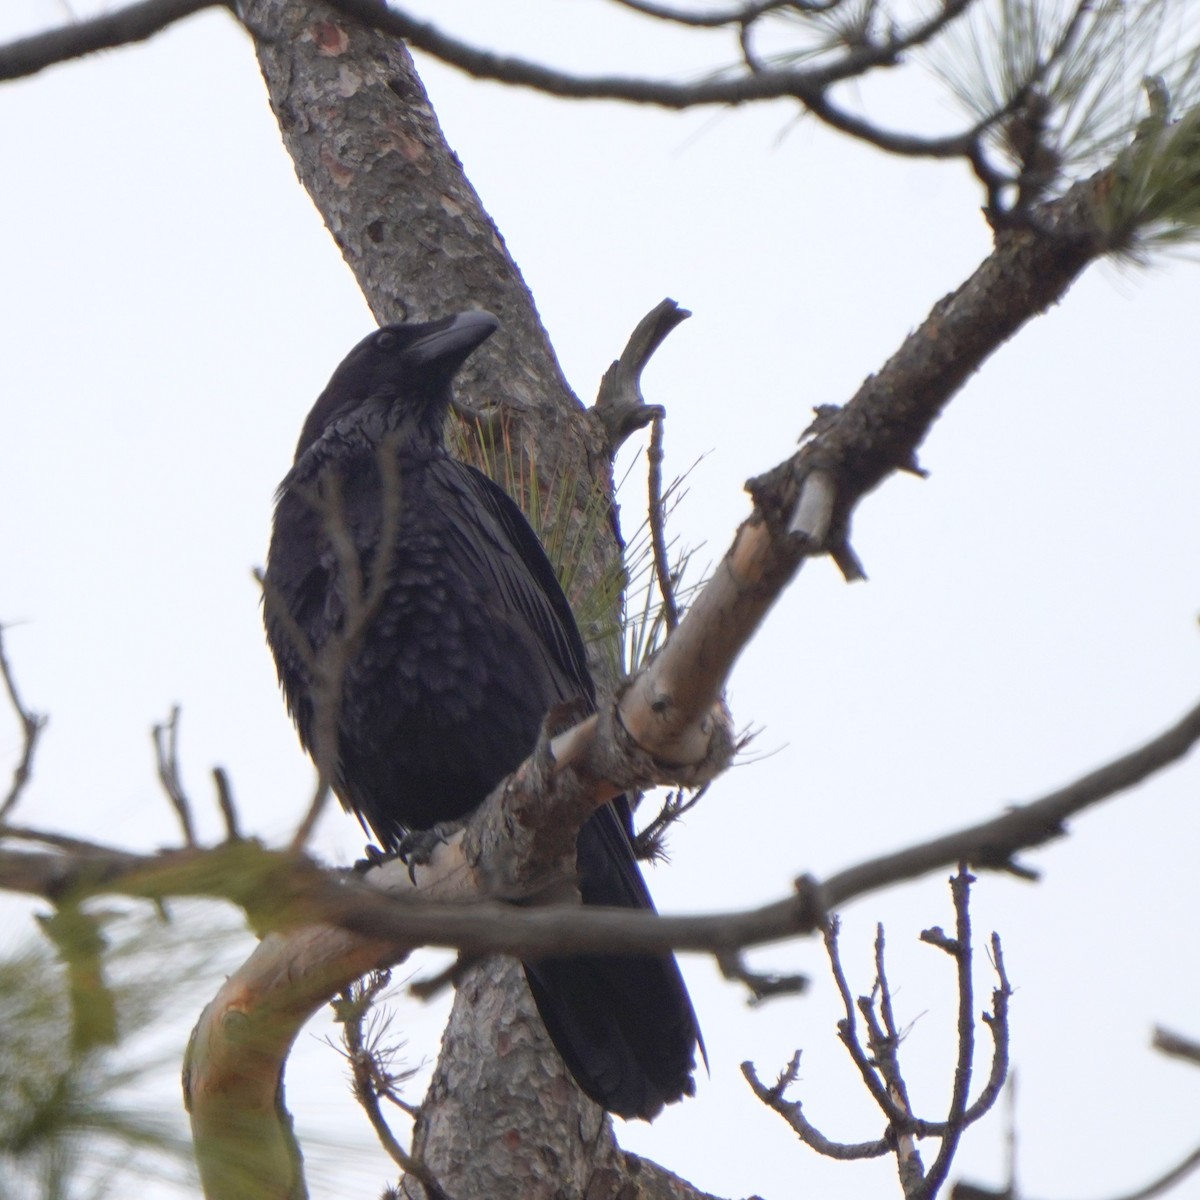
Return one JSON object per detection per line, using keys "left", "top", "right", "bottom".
{"left": 264, "top": 311, "right": 700, "bottom": 1120}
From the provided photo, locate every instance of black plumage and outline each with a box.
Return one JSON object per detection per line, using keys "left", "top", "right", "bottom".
{"left": 264, "top": 311, "right": 700, "bottom": 1119}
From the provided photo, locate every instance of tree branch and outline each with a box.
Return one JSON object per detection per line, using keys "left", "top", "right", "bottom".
{"left": 298, "top": 0, "right": 1006, "bottom": 170}
{"left": 609, "top": 0, "right": 841, "bottom": 29}
{"left": 821, "top": 693, "right": 1200, "bottom": 907}
{"left": 749, "top": 878, "right": 1011, "bottom": 1192}
{"left": 0, "top": 0, "right": 226, "bottom": 82}
{"left": 316, "top": 0, "right": 976, "bottom": 115}
{"left": 4, "top": 680, "right": 1198, "bottom": 961}
{"left": 593, "top": 297, "right": 686, "bottom": 455}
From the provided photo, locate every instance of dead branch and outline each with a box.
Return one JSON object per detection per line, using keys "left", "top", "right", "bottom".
{"left": 742, "top": 1051, "right": 891, "bottom": 1160}
{"left": 748, "top": 875, "right": 1011, "bottom": 1197}
{"left": 593, "top": 297, "right": 685, "bottom": 454}
{"left": 212, "top": 767, "right": 241, "bottom": 842}
{"left": 153, "top": 706, "right": 197, "bottom": 848}
{"left": 920, "top": 872, "right": 984, "bottom": 1200}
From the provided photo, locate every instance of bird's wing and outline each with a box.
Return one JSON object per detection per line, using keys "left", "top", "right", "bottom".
{"left": 435, "top": 458, "right": 596, "bottom": 706}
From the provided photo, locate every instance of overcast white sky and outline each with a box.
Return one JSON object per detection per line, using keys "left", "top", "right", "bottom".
{"left": 2, "top": 3, "right": 1200, "bottom": 1198}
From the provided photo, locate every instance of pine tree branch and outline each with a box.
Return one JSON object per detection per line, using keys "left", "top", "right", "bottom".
{"left": 0, "top": 0, "right": 227, "bottom": 82}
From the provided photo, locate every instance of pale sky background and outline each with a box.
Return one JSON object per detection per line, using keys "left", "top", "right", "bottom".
{"left": 2, "top": 3, "right": 1200, "bottom": 1199}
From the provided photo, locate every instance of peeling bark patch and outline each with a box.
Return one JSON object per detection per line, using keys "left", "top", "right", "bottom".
{"left": 384, "top": 128, "right": 426, "bottom": 163}
{"left": 310, "top": 20, "right": 349, "bottom": 56}
{"left": 319, "top": 144, "right": 355, "bottom": 189}
{"left": 496, "top": 1029, "right": 512, "bottom": 1055}
{"left": 334, "top": 65, "right": 363, "bottom": 99}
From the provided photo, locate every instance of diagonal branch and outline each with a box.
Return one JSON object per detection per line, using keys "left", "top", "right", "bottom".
{"left": 1153, "top": 1027, "right": 1200, "bottom": 1068}
{"left": 0, "top": 0, "right": 227, "bottom": 82}
{"left": 821, "top": 693, "right": 1200, "bottom": 907}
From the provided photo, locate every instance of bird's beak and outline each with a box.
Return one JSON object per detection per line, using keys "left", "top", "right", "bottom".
{"left": 406, "top": 310, "right": 499, "bottom": 370}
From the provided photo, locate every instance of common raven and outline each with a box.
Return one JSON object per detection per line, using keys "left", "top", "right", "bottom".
{"left": 264, "top": 311, "right": 700, "bottom": 1119}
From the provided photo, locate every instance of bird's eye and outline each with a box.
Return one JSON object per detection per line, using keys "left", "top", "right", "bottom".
{"left": 374, "top": 330, "right": 397, "bottom": 352}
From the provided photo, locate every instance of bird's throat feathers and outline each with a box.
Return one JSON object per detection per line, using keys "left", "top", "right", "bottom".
{"left": 295, "top": 384, "right": 451, "bottom": 470}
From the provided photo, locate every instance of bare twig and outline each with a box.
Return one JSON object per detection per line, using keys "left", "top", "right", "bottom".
{"left": 0, "top": 625, "right": 48, "bottom": 821}
{"left": 333, "top": 973, "right": 447, "bottom": 1198}
{"left": 0, "top": 0, "right": 227, "bottom": 81}
{"left": 826, "top": 918, "right": 908, "bottom": 1124}
{"left": 752, "top": 876, "right": 1011, "bottom": 1195}
{"left": 716, "top": 949, "right": 808, "bottom": 1004}
{"left": 0, "top": 823, "right": 142, "bottom": 859}
{"left": 950, "top": 935, "right": 1012, "bottom": 1130}
{"left": 211, "top": 767, "right": 241, "bottom": 842}
{"left": 153, "top": 706, "right": 197, "bottom": 848}
{"left": 647, "top": 412, "right": 680, "bottom": 634}
{"left": 742, "top": 1051, "right": 891, "bottom": 1159}
{"left": 921, "top": 870, "right": 979, "bottom": 1200}
{"left": 1104, "top": 1145, "right": 1200, "bottom": 1200}
{"left": 1153, "top": 1026, "right": 1200, "bottom": 1068}
{"left": 865, "top": 927, "right": 925, "bottom": 1195}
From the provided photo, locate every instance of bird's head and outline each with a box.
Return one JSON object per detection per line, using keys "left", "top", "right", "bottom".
{"left": 294, "top": 310, "right": 499, "bottom": 461}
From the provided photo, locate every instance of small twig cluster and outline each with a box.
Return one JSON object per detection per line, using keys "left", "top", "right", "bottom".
{"left": 330, "top": 971, "right": 448, "bottom": 1198}
{"left": 745, "top": 871, "right": 1012, "bottom": 1200}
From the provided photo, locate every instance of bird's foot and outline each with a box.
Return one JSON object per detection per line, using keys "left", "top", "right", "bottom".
{"left": 397, "top": 820, "right": 463, "bottom": 882}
